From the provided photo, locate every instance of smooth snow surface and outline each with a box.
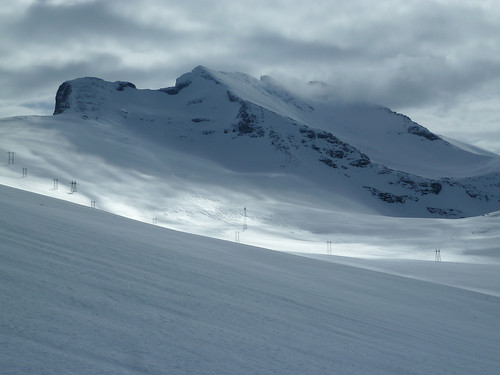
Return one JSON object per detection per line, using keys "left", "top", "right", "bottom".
{"left": 1, "top": 185, "right": 499, "bottom": 374}
{"left": 2, "top": 66, "right": 500, "bottom": 374}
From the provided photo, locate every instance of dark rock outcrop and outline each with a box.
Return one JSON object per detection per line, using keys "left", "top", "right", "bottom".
{"left": 407, "top": 125, "right": 440, "bottom": 141}
{"left": 115, "top": 81, "right": 136, "bottom": 91}
{"left": 160, "top": 80, "right": 191, "bottom": 95}
{"left": 53, "top": 82, "right": 72, "bottom": 115}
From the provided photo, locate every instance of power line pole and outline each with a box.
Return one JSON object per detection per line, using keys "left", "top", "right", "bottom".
{"left": 243, "top": 207, "right": 248, "bottom": 231}
{"left": 435, "top": 249, "right": 441, "bottom": 262}
{"left": 7, "top": 151, "right": 14, "bottom": 165}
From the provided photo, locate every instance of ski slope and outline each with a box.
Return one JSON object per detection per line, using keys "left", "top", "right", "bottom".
{"left": 1, "top": 184, "right": 499, "bottom": 374}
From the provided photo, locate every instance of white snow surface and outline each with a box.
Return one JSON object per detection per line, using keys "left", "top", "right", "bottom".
{"left": 1, "top": 110, "right": 499, "bottom": 262}
{"left": 2, "top": 66, "right": 500, "bottom": 373}
{"left": 1, "top": 184, "right": 499, "bottom": 374}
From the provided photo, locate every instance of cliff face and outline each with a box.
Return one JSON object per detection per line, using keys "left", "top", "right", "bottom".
{"left": 53, "top": 81, "right": 72, "bottom": 115}
{"left": 53, "top": 77, "right": 136, "bottom": 115}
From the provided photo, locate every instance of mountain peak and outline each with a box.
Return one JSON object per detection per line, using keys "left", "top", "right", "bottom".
{"left": 49, "top": 66, "right": 500, "bottom": 185}
{"left": 191, "top": 64, "right": 215, "bottom": 76}
{"left": 158, "top": 65, "right": 223, "bottom": 96}
{"left": 185, "top": 65, "right": 221, "bottom": 84}
{"left": 53, "top": 77, "right": 136, "bottom": 115}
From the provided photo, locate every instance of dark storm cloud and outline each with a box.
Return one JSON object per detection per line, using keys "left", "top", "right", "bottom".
{"left": 8, "top": 1, "right": 182, "bottom": 42}
{"left": 0, "top": 53, "right": 120, "bottom": 96}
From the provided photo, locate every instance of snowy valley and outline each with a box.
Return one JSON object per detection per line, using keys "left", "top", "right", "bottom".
{"left": 1, "top": 65, "right": 499, "bottom": 259}
{"left": 1, "top": 66, "right": 500, "bottom": 374}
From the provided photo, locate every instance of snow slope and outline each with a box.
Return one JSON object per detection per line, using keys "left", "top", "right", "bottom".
{"left": 1, "top": 111, "right": 500, "bottom": 262}
{"left": 181, "top": 68, "right": 500, "bottom": 178}
{"left": 1, "top": 184, "right": 499, "bottom": 374}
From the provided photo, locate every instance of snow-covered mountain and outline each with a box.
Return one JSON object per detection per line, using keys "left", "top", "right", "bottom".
{"left": 50, "top": 65, "right": 499, "bottom": 217}
{"left": 1, "top": 66, "right": 499, "bottom": 256}
{"left": 3, "top": 67, "right": 500, "bottom": 374}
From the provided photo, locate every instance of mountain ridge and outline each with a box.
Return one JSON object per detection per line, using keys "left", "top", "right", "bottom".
{"left": 49, "top": 66, "right": 500, "bottom": 218}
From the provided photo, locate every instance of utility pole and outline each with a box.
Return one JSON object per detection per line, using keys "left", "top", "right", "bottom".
{"left": 243, "top": 207, "right": 248, "bottom": 231}
{"left": 435, "top": 249, "right": 441, "bottom": 262}
{"left": 7, "top": 151, "right": 14, "bottom": 165}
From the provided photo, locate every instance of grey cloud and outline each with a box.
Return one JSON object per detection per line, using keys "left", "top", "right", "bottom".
{"left": 1, "top": 0, "right": 499, "bottom": 151}
{"left": 241, "top": 34, "right": 362, "bottom": 63}
{"left": 10, "top": 1, "right": 179, "bottom": 41}
{"left": 0, "top": 53, "right": 123, "bottom": 116}
{"left": 1, "top": 0, "right": 188, "bottom": 73}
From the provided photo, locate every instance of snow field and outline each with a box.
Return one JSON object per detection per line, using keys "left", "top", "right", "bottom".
{"left": 1, "top": 114, "right": 499, "bottom": 265}
{"left": 1, "top": 184, "right": 499, "bottom": 374}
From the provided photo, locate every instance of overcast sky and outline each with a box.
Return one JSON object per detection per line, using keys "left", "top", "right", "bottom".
{"left": 1, "top": 0, "right": 499, "bottom": 153}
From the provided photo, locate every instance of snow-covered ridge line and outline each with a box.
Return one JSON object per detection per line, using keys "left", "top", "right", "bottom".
{"left": 47, "top": 65, "right": 500, "bottom": 218}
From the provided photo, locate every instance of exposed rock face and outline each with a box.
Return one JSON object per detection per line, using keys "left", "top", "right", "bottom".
{"left": 53, "top": 82, "right": 72, "bottom": 115}
{"left": 426, "top": 207, "right": 463, "bottom": 217}
{"left": 159, "top": 80, "right": 191, "bottom": 95}
{"left": 235, "top": 102, "right": 265, "bottom": 137}
{"left": 53, "top": 78, "right": 136, "bottom": 115}
{"left": 407, "top": 125, "right": 441, "bottom": 141}
{"left": 364, "top": 186, "right": 415, "bottom": 204}
{"left": 298, "top": 126, "right": 371, "bottom": 169}
{"left": 115, "top": 81, "right": 136, "bottom": 91}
